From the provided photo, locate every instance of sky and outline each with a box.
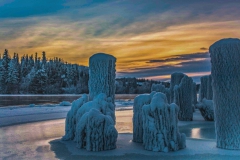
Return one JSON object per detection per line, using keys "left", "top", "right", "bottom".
{"left": 0, "top": 0, "right": 240, "bottom": 82}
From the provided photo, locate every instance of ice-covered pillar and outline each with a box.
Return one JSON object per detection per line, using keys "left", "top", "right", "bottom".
{"left": 151, "top": 83, "right": 170, "bottom": 103}
{"left": 142, "top": 93, "right": 186, "bottom": 152}
{"left": 170, "top": 72, "right": 185, "bottom": 103}
{"left": 174, "top": 75, "right": 193, "bottom": 121}
{"left": 192, "top": 82, "right": 197, "bottom": 111}
{"left": 133, "top": 92, "right": 156, "bottom": 143}
{"left": 199, "top": 75, "right": 213, "bottom": 101}
{"left": 89, "top": 53, "right": 116, "bottom": 103}
{"left": 210, "top": 38, "right": 240, "bottom": 149}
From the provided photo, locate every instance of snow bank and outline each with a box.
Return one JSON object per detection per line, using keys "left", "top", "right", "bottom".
{"left": 62, "top": 94, "right": 88, "bottom": 141}
{"left": 151, "top": 83, "right": 170, "bottom": 103}
{"left": 210, "top": 38, "right": 240, "bottom": 149}
{"left": 142, "top": 93, "right": 186, "bottom": 152}
{"left": 174, "top": 75, "right": 193, "bottom": 121}
{"left": 75, "top": 94, "right": 118, "bottom": 151}
{"left": 199, "top": 75, "right": 213, "bottom": 102}
{"left": 88, "top": 53, "right": 116, "bottom": 104}
{"left": 59, "top": 101, "right": 71, "bottom": 106}
{"left": 132, "top": 91, "right": 156, "bottom": 143}
{"left": 196, "top": 98, "right": 214, "bottom": 121}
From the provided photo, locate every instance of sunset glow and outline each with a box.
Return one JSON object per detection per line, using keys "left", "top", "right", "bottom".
{"left": 1, "top": 0, "right": 240, "bottom": 82}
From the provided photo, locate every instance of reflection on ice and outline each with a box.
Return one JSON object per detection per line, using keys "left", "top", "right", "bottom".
{"left": 179, "top": 123, "right": 215, "bottom": 140}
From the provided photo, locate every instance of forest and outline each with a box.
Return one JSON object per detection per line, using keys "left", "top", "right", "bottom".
{"left": 0, "top": 49, "right": 165, "bottom": 94}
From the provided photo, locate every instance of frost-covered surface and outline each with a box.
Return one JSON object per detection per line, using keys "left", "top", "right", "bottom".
{"left": 62, "top": 94, "right": 88, "bottom": 141}
{"left": 132, "top": 92, "right": 156, "bottom": 143}
{"left": 142, "top": 93, "right": 186, "bottom": 152}
{"left": 210, "top": 38, "right": 240, "bottom": 149}
{"left": 151, "top": 83, "right": 170, "bottom": 102}
{"left": 88, "top": 53, "right": 116, "bottom": 103}
{"left": 170, "top": 72, "right": 185, "bottom": 103}
{"left": 174, "top": 75, "right": 193, "bottom": 121}
{"left": 196, "top": 98, "right": 214, "bottom": 121}
{"left": 199, "top": 75, "right": 213, "bottom": 102}
{"left": 75, "top": 94, "right": 118, "bottom": 151}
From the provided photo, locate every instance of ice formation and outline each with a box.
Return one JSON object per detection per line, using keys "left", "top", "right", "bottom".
{"left": 75, "top": 94, "right": 118, "bottom": 151}
{"left": 199, "top": 75, "right": 213, "bottom": 102}
{"left": 196, "top": 98, "right": 214, "bottom": 121}
{"left": 88, "top": 53, "right": 116, "bottom": 103}
{"left": 62, "top": 94, "right": 88, "bottom": 141}
{"left": 132, "top": 91, "right": 156, "bottom": 143}
{"left": 142, "top": 92, "right": 186, "bottom": 152}
{"left": 170, "top": 72, "right": 185, "bottom": 103}
{"left": 210, "top": 38, "right": 240, "bottom": 149}
{"left": 151, "top": 83, "right": 170, "bottom": 103}
{"left": 192, "top": 82, "right": 197, "bottom": 111}
{"left": 174, "top": 75, "right": 193, "bottom": 121}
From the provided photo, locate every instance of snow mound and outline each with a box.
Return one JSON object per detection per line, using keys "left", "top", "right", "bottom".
{"left": 142, "top": 92, "right": 186, "bottom": 152}
{"left": 59, "top": 101, "right": 71, "bottom": 106}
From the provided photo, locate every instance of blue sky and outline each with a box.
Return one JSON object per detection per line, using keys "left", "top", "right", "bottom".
{"left": 0, "top": 0, "right": 240, "bottom": 82}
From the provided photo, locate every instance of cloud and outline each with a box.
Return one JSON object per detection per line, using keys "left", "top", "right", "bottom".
{"left": 117, "top": 52, "right": 211, "bottom": 82}
{"left": 200, "top": 47, "right": 208, "bottom": 51}
{"left": 147, "top": 52, "right": 210, "bottom": 63}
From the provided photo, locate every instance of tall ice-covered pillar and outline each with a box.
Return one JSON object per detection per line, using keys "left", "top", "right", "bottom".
{"left": 210, "top": 38, "right": 240, "bottom": 149}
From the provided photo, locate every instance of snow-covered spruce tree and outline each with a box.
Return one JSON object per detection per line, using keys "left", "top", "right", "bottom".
{"left": 196, "top": 98, "right": 214, "bottom": 121}
{"left": 174, "top": 75, "right": 193, "bottom": 121}
{"left": 199, "top": 75, "right": 213, "bottom": 102}
{"left": 62, "top": 94, "right": 88, "bottom": 141}
{"left": 170, "top": 72, "right": 185, "bottom": 103}
{"left": 142, "top": 93, "right": 186, "bottom": 152}
{"left": 133, "top": 91, "right": 156, "bottom": 143}
{"left": 151, "top": 83, "right": 170, "bottom": 103}
{"left": 210, "top": 38, "right": 240, "bottom": 149}
{"left": 75, "top": 94, "right": 117, "bottom": 151}
{"left": 89, "top": 53, "right": 116, "bottom": 103}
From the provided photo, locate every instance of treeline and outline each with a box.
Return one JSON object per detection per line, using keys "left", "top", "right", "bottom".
{"left": 115, "top": 77, "right": 167, "bottom": 94}
{"left": 0, "top": 49, "right": 89, "bottom": 94}
{"left": 0, "top": 49, "right": 174, "bottom": 94}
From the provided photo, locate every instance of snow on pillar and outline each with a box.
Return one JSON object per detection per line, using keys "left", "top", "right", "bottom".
{"left": 210, "top": 38, "right": 240, "bottom": 149}
{"left": 133, "top": 91, "right": 156, "bottom": 143}
{"left": 142, "top": 93, "right": 186, "bottom": 152}
{"left": 170, "top": 72, "right": 185, "bottom": 103}
{"left": 89, "top": 53, "right": 116, "bottom": 104}
{"left": 174, "top": 75, "right": 193, "bottom": 121}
